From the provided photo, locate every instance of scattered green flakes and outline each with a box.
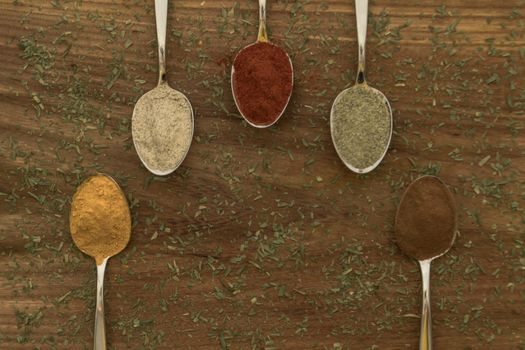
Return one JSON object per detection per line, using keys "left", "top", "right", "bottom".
{"left": 1, "top": 1, "right": 525, "bottom": 349}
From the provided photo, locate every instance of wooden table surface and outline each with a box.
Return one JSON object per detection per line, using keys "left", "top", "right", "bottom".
{"left": 1, "top": 0, "right": 524, "bottom": 349}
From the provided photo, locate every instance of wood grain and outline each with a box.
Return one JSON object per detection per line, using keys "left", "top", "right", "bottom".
{"left": 1, "top": 0, "right": 524, "bottom": 349}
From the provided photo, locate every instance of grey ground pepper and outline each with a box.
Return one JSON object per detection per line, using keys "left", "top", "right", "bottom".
{"left": 132, "top": 83, "right": 193, "bottom": 174}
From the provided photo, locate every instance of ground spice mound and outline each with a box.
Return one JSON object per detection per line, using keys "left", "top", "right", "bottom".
{"left": 70, "top": 175, "right": 131, "bottom": 265}
{"left": 395, "top": 176, "right": 457, "bottom": 261}
{"left": 232, "top": 42, "right": 293, "bottom": 126}
{"left": 132, "top": 83, "right": 193, "bottom": 174}
{"left": 331, "top": 85, "right": 391, "bottom": 170}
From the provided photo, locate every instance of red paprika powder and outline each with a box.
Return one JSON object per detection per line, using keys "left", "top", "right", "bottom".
{"left": 232, "top": 42, "right": 293, "bottom": 127}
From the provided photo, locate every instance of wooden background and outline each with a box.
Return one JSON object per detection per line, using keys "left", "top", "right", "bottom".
{"left": 1, "top": 0, "right": 524, "bottom": 349}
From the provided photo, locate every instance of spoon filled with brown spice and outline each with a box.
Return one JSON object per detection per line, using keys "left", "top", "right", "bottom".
{"left": 231, "top": 0, "right": 293, "bottom": 128}
{"left": 395, "top": 176, "right": 457, "bottom": 350}
{"left": 69, "top": 174, "right": 132, "bottom": 350}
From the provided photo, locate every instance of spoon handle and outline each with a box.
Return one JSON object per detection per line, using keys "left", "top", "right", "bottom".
{"left": 155, "top": 0, "right": 168, "bottom": 85}
{"left": 419, "top": 259, "right": 433, "bottom": 350}
{"left": 94, "top": 258, "right": 108, "bottom": 350}
{"left": 257, "top": 0, "right": 268, "bottom": 42}
{"left": 354, "top": 0, "right": 368, "bottom": 84}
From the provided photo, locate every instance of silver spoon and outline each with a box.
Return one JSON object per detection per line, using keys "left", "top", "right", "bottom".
{"left": 330, "top": 0, "right": 392, "bottom": 173}
{"left": 69, "top": 174, "right": 132, "bottom": 350}
{"left": 395, "top": 176, "right": 458, "bottom": 350}
{"left": 132, "top": 0, "right": 194, "bottom": 175}
{"left": 231, "top": 0, "right": 293, "bottom": 128}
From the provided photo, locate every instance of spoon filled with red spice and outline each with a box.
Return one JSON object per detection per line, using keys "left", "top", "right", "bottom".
{"left": 395, "top": 176, "right": 458, "bottom": 350}
{"left": 231, "top": 0, "right": 293, "bottom": 128}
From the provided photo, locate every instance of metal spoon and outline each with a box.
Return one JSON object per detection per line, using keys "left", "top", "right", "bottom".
{"left": 231, "top": 0, "right": 293, "bottom": 128}
{"left": 69, "top": 174, "right": 132, "bottom": 350}
{"left": 330, "top": 0, "right": 392, "bottom": 173}
{"left": 395, "top": 176, "right": 458, "bottom": 350}
{"left": 132, "top": 0, "right": 194, "bottom": 175}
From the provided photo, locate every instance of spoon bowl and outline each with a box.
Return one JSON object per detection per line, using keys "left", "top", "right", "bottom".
{"left": 330, "top": 83, "right": 392, "bottom": 173}
{"left": 132, "top": 83, "right": 194, "bottom": 176}
{"left": 395, "top": 176, "right": 457, "bottom": 261}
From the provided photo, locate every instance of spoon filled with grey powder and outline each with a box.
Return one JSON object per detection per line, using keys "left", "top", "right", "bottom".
{"left": 132, "top": 0, "right": 193, "bottom": 176}
{"left": 330, "top": 0, "right": 392, "bottom": 173}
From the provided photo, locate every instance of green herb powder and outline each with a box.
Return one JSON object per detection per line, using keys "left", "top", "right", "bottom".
{"left": 331, "top": 85, "right": 391, "bottom": 170}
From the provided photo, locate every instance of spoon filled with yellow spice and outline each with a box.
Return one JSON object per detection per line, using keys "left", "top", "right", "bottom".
{"left": 69, "top": 174, "right": 131, "bottom": 350}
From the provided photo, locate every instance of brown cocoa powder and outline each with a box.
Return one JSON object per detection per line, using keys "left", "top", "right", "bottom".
{"left": 395, "top": 176, "right": 457, "bottom": 261}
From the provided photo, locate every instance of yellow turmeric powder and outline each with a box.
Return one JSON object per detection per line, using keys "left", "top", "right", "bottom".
{"left": 69, "top": 174, "right": 131, "bottom": 265}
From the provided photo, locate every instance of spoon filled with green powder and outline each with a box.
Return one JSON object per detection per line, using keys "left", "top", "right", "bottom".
{"left": 330, "top": 0, "right": 392, "bottom": 173}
